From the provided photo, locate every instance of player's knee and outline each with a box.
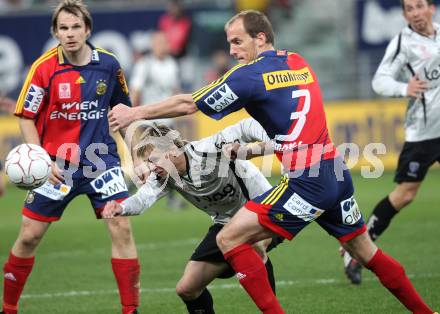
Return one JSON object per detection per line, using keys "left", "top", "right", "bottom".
{"left": 17, "top": 230, "right": 43, "bottom": 250}
{"left": 107, "top": 217, "right": 134, "bottom": 244}
{"left": 216, "top": 229, "right": 230, "bottom": 252}
{"left": 175, "top": 280, "right": 199, "bottom": 300}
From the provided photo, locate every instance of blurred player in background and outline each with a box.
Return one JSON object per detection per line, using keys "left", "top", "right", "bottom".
{"left": 103, "top": 119, "right": 280, "bottom": 314}
{"left": 0, "top": 96, "right": 15, "bottom": 114}
{"left": 1, "top": 1, "right": 140, "bottom": 313}
{"left": 158, "top": 0, "right": 192, "bottom": 60}
{"left": 130, "top": 31, "right": 180, "bottom": 125}
{"left": 341, "top": 0, "right": 440, "bottom": 286}
{"left": 130, "top": 31, "right": 185, "bottom": 209}
{"left": 108, "top": 9, "right": 436, "bottom": 314}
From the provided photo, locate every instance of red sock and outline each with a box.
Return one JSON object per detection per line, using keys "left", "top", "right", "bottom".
{"left": 111, "top": 258, "right": 140, "bottom": 314}
{"left": 224, "top": 244, "right": 284, "bottom": 314}
{"left": 2, "top": 252, "right": 35, "bottom": 314}
{"left": 365, "top": 249, "right": 433, "bottom": 314}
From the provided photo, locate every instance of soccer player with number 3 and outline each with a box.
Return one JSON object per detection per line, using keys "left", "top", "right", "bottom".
{"left": 109, "top": 10, "right": 435, "bottom": 314}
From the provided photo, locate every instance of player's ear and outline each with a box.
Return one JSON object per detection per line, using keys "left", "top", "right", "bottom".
{"left": 255, "top": 32, "right": 267, "bottom": 47}
{"left": 85, "top": 28, "right": 91, "bottom": 39}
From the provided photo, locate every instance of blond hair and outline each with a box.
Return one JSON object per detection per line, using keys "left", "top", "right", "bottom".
{"left": 132, "top": 123, "right": 187, "bottom": 159}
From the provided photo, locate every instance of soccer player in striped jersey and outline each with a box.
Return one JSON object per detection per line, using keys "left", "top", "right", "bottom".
{"left": 108, "top": 10, "right": 435, "bottom": 314}
{"left": 1, "top": 1, "right": 140, "bottom": 313}
{"left": 103, "top": 118, "right": 280, "bottom": 314}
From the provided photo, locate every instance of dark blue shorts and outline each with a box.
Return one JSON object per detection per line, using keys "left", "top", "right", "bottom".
{"left": 23, "top": 167, "right": 129, "bottom": 222}
{"left": 245, "top": 158, "right": 366, "bottom": 243}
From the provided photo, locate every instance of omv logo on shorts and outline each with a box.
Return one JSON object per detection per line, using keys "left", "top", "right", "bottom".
{"left": 204, "top": 83, "right": 238, "bottom": 112}
{"left": 91, "top": 167, "right": 128, "bottom": 199}
{"left": 340, "top": 196, "right": 361, "bottom": 225}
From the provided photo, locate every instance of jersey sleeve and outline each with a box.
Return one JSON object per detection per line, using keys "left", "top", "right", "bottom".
{"left": 372, "top": 33, "right": 409, "bottom": 97}
{"left": 227, "top": 118, "right": 271, "bottom": 143}
{"left": 191, "top": 64, "right": 253, "bottom": 120}
{"left": 202, "top": 118, "right": 271, "bottom": 151}
{"left": 14, "top": 61, "right": 47, "bottom": 119}
{"left": 110, "top": 58, "right": 132, "bottom": 108}
{"left": 121, "top": 175, "right": 169, "bottom": 215}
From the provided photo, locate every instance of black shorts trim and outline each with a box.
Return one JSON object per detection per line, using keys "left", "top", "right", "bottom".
{"left": 190, "top": 223, "right": 284, "bottom": 279}
{"left": 394, "top": 138, "right": 440, "bottom": 183}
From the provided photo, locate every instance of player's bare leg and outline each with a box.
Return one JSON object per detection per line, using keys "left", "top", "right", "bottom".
{"left": 2, "top": 217, "right": 50, "bottom": 314}
{"left": 105, "top": 216, "right": 140, "bottom": 314}
{"left": 217, "top": 207, "right": 284, "bottom": 314}
{"left": 343, "top": 181, "right": 422, "bottom": 285}
{"left": 388, "top": 181, "right": 421, "bottom": 211}
{"left": 343, "top": 232, "right": 434, "bottom": 313}
{"left": 177, "top": 260, "right": 228, "bottom": 313}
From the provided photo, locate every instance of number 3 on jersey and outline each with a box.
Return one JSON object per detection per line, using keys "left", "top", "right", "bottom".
{"left": 276, "top": 89, "right": 311, "bottom": 141}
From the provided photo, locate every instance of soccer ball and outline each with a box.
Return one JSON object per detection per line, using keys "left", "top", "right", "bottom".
{"left": 5, "top": 144, "right": 52, "bottom": 189}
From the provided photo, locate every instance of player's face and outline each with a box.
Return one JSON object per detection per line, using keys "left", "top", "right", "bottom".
{"left": 54, "top": 10, "right": 90, "bottom": 54}
{"left": 226, "top": 18, "right": 259, "bottom": 64}
{"left": 145, "top": 149, "right": 170, "bottom": 178}
{"left": 402, "top": 0, "right": 435, "bottom": 35}
{"left": 144, "top": 147, "right": 182, "bottom": 178}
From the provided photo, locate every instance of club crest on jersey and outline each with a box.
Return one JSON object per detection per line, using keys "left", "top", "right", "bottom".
{"left": 204, "top": 83, "right": 238, "bottom": 112}
{"left": 262, "top": 67, "right": 314, "bottom": 90}
{"left": 24, "top": 84, "right": 44, "bottom": 113}
{"left": 59, "top": 83, "right": 71, "bottom": 99}
{"left": 96, "top": 79, "right": 107, "bottom": 95}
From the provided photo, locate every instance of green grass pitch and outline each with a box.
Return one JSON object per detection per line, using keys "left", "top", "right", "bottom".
{"left": 1, "top": 171, "right": 439, "bottom": 313}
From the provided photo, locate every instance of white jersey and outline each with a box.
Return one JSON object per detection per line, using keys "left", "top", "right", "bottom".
{"left": 130, "top": 54, "right": 180, "bottom": 126}
{"left": 372, "top": 23, "right": 440, "bottom": 142}
{"left": 121, "top": 118, "right": 272, "bottom": 224}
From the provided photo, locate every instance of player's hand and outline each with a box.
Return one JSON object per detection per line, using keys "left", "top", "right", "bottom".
{"left": 108, "top": 104, "right": 137, "bottom": 132}
{"left": 48, "top": 161, "right": 64, "bottom": 185}
{"left": 222, "top": 143, "right": 250, "bottom": 160}
{"left": 102, "top": 200, "right": 123, "bottom": 218}
{"left": 407, "top": 75, "right": 427, "bottom": 98}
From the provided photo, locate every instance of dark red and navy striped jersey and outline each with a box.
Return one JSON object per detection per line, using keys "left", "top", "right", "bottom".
{"left": 15, "top": 43, "right": 131, "bottom": 169}
{"left": 192, "top": 50, "right": 337, "bottom": 171}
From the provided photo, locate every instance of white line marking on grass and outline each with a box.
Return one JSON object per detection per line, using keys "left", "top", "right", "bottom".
{"left": 0, "top": 238, "right": 200, "bottom": 260}
{"left": 21, "top": 272, "right": 440, "bottom": 299}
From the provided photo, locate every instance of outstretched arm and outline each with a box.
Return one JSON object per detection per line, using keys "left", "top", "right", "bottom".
{"left": 103, "top": 177, "right": 169, "bottom": 218}
{"left": 108, "top": 94, "right": 198, "bottom": 132}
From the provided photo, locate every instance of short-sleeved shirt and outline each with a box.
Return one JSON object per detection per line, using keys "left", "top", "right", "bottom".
{"left": 192, "top": 50, "right": 337, "bottom": 172}
{"left": 14, "top": 43, "right": 131, "bottom": 172}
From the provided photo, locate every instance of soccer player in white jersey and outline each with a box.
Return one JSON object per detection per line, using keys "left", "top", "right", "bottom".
{"left": 102, "top": 118, "right": 280, "bottom": 314}
{"left": 342, "top": 0, "right": 440, "bottom": 285}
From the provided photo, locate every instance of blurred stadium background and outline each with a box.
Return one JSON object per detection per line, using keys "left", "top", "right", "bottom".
{"left": 0, "top": 0, "right": 439, "bottom": 313}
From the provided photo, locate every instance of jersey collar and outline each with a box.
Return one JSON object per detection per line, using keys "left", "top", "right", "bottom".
{"left": 57, "top": 41, "right": 100, "bottom": 65}
{"left": 258, "top": 49, "right": 286, "bottom": 58}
